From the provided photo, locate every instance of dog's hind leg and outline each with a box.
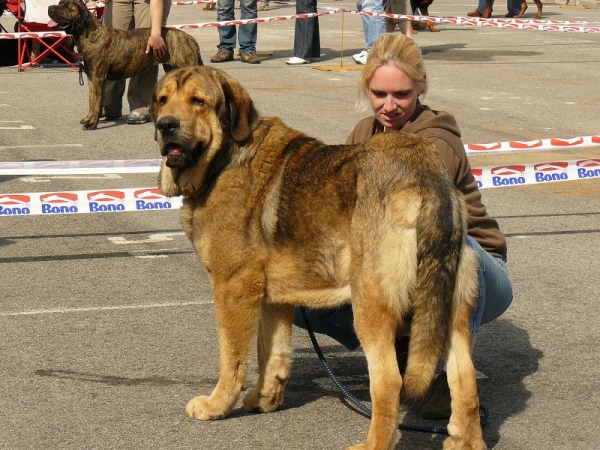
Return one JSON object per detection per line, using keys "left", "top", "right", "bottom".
{"left": 533, "top": 0, "right": 542, "bottom": 18}
{"left": 345, "top": 219, "right": 415, "bottom": 449}
{"left": 242, "top": 302, "right": 294, "bottom": 413}
{"left": 443, "top": 246, "right": 486, "bottom": 450}
{"left": 347, "top": 288, "right": 402, "bottom": 450}
{"left": 186, "top": 280, "right": 264, "bottom": 420}
{"left": 483, "top": 0, "right": 494, "bottom": 17}
{"left": 514, "top": 0, "right": 528, "bottom": 18}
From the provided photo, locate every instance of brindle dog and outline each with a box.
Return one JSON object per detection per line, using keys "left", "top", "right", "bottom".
{"left": 48, "top": 0, "right": 203, "bottom": 130}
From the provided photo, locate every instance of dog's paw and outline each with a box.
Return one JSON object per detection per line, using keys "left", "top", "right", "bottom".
{"left": 345, "top": 445, "right": 366, "bottom": 450}
{"left": 80, "top": 117, "right": 98, "bottom": 130}
{"left": 242, "top": 387, "right": 283, "bottom": 413}
{"left": 185, "top": 395, "right": 229, "bottom": 420}
{"left": 443, "top": 436, "right": 486, "bottom": 450}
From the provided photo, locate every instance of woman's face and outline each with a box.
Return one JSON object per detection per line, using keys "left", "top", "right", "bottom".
{"left": 368, "top": 64, "right": 423, "bottom": 131}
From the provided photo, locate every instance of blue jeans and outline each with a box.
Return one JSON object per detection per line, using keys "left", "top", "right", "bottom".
{"left": 476, "top": 0, "right": 521, "bottom": 14}
{"left": 356, "top": 0, "right": 385, "bottom": 51}
{"left": 216, "top": 0, "right": 257, "bottom": 55}
{"left": 466, "top": 236, "right": 513, "bottom": 334}
{"left": 293, "top": 236, "right": 513, "bottom": 349}
{"left": 293, "top": 0, "right": 320, "bottom": 60}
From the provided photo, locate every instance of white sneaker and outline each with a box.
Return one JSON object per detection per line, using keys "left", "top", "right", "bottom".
{"left": 352, "top": 50, "right": 368, "bottom": 65}
{"left": 286, "top": 57, "right": 310, "bottom": 65}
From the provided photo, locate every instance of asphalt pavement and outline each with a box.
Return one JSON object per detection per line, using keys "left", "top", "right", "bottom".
{"left": 1, "top": 1, "right": 599, "bottom": 449}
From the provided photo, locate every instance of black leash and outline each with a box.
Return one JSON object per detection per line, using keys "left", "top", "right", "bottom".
{"left": 299, "top": 307, "right": 489, "bottom": 436}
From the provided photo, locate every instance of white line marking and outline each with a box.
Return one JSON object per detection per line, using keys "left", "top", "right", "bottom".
{"left": 19, "top": 174, "right": 122, "bottom": 182}
{"left": 108, "top": 232, "right": 185, "bottom": 245}
{"left": 0, "top": 300, "right": 213, "bottom": 317}
{"left": 0, "top": 125, "right": 35, "bottom": 130}
{"left": 0, "top": 144, "right": 83, "bottom": 149}
{"left": 130, "top": 252, "right": 169, "bottom": 258}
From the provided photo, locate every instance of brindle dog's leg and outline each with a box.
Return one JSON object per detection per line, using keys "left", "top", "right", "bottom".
{"left": 81, "top": 72, "right": 107, "bottom": 130}
{"left": 186, "top": 281, "right": 263, "bottom": 420}
{"left": 514, "top": 0, "right": 528, "bottom": 18}
{"left": 483, "top": 0, "right": 494, "bottom": 17}
{"left": 80, "top": 77, "right": 95, "bottom": 128}
{"left": 242, "top": 303, "right": 294, "bottom": 413}
{"left": 533, "top": 0, "right": 542, "bottom": 19}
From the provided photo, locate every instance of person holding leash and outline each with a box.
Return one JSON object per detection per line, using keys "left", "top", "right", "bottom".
{"left": 295, "top": 33, "right": 513, "bottom": 420}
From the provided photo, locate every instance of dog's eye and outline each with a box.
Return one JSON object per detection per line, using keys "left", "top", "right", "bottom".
{"left": 158, "top": 96, "right": 167, "bottom": 106}
{"left": 191, "top": 97, "right": 205, "bottom": 107}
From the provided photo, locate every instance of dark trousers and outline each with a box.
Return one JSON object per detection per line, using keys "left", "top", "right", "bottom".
{"left": 293, "top": 0, "right": 320, "bottom": 60}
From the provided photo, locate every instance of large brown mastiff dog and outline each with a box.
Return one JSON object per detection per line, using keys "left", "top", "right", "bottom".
{"left": 152, "top": 66, "right": 486, "bottom": 450}
{"left": 48, "top": 0, "right": 202, "bottom": 130}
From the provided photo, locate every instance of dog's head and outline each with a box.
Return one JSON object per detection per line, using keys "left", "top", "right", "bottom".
{"left": 48, "top": 0, "right": 92, "bottom": 34}
{"left": 151, "top": 66, "right": 258, "bottom": 197}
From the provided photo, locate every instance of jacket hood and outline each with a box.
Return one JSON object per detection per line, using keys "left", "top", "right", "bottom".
{"left": 400, "top": 100, "right": 462, "bottom": 139}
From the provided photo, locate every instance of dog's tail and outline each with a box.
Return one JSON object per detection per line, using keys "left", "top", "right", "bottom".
{"left": 401, "top": 185, "right": 470, "bottom": 400}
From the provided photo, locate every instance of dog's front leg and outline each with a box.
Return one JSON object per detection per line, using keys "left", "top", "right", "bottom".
{"left": 346, "top": 297, "right": 401, "bottom": 450}
{"left": 81, "top": 72, "right": 105, "bottom": 130}
{"left": 186, "top": 282, "right": 263, "bottom": 420}
{"left": 80, "top": 76, "right": 95, "bottom": 129}
{"left": 242, "top": 302, "right": 294, "bottom": 413}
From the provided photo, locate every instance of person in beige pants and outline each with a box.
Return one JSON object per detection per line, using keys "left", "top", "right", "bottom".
{"left": 102, "top": 0, "right": 171, "bottom": 124}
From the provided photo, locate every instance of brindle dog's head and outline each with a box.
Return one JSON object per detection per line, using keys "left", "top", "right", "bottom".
{"left": 48, "top": 0, "right": 92, "bottom": 35}
{"left": 151, "top": 66, "right": 258, "bottom": 197}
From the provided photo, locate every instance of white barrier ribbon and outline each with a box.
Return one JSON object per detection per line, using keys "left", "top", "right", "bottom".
{"left": 1, "top": 158, "right": 599, "bottom": 216}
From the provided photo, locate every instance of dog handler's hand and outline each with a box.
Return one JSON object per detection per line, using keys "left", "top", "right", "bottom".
{"left": 146, "top": 35, "right": 167, "bottom": 59}
{"left": 147, "top": 0, "right": 166, "bottom": 59}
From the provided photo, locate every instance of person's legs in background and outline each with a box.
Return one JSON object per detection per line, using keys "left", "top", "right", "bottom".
{"left": 353, "top": 0, "right": 385, "bottom": 64}
{"left": 126, "top": 0, "right": 171, "bottom": 123}
{"left": 287, "top": 0, "right": 320, "bottom": 64}
{"left": 238, "top": 0, "right": 259, "bottom": 63}
{"left": 102, "top": 0, "right": 131, "bottom": 119}
{"left": 467, "top": 0, "right": 487, "bottom": 17}
{"left": 385, "top": 0, "right": 412, "bottom": 38}
{"left": 211, "top": 0, "right": 236, "bottom": 62}
{"left": 505, "top": 0, "right": 521, "bottom": 17}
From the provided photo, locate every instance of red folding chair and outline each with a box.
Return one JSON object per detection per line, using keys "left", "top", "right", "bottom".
{"left": 7, "top": 0, "right": 79, "bottom": 71}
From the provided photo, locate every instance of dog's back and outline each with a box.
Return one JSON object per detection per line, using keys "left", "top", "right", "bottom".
{"left": 260, "top": 128, "right": 471, "bottom": 398}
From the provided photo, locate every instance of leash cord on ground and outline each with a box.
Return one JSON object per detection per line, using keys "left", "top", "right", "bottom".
{"left": 299, "top": 306, "right": 489, "bottom": 436}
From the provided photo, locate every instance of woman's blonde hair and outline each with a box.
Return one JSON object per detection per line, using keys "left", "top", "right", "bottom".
{"left": 357, "top": 33, "right": 428, "bottom": 110}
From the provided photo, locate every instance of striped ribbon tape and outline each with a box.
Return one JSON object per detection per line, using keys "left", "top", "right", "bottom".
{"left": 465, "top": 135, "right": 600, "bottom": 154}
{"left": 354, "top": 12, "right": 600, "bottom": 33}
{"left": 1, "top": 158, "right": 599, "bottom": 216}
{"left": 1, "top": 135, "right": 599, "bottom": 176}
{"left": 2, "top": 11, "right": 599, "bottom": 39}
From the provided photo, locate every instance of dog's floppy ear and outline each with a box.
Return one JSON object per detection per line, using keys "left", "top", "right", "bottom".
{"left": 218, "top": 72, "right": 258, "bottom": 143}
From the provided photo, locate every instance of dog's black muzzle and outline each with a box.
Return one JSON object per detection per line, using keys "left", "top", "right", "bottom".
{"left": 156, "top": 116, "right": 180, "bottom": 137}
